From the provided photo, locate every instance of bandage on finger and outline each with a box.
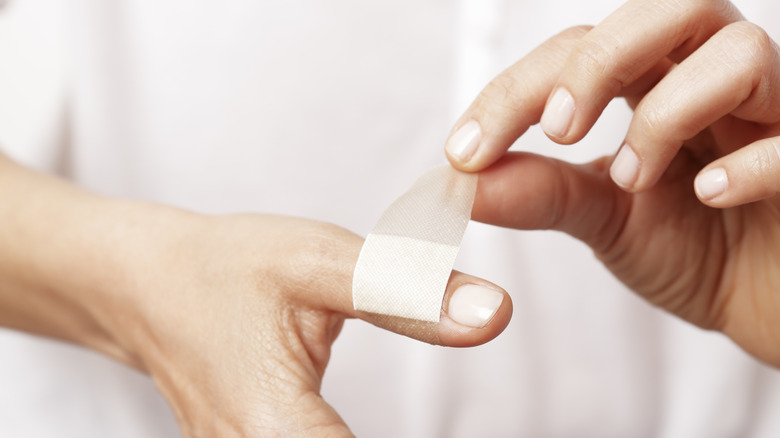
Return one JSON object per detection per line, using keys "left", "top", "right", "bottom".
{"left": 352, "top": 164, "right": 477, "bottom": 322}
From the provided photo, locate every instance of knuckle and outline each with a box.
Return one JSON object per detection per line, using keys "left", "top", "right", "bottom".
{"left": 569, "top": 38, "right": 612, "bottom": 77}
{"left": 633, "top": 104, "right": 667, "bottom": 137}
{"left": 292, "top": 222, "right": 348, "bottom": 266}
{"left": 277, "top": 222, "right": 356, "bottom": 293}
{"left": 478, "top": 73, "right": 532, "bottom": 115}
{"left": 682, "top": 0, "right": 742, "bottom": 27}
{"left": 712, "top": 22, "right": 779, "bottom": 117}
{"left": 567, "top": 37, "right": 625, "bottom": 92}
{"left": 744, "top": 142, "right": 780, "bottom": 183}
{"left": 688, "top": 0, "right": 734, "bottom": 18}
{"left": 545, "top": 25, "right": 592, "bottom": 60}
{"left": 722, "top": 21, "right": 775, "bottom": 64}
{"left": 556, "top": 25, "right": 593, "bottom": 42}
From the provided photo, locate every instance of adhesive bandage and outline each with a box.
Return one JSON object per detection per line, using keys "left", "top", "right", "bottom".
{"left": 352, "top": 165, "right": 478, "bottom": 322}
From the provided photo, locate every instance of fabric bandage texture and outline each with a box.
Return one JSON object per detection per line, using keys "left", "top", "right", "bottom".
{"left": 352, "top": 164, "right": 478, "bottom": 322}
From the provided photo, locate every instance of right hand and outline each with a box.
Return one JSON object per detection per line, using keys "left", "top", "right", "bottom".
{"left": 444, "top": 0, "right": 780, "bottom": 367}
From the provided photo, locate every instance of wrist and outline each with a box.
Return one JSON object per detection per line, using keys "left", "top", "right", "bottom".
{"left": 0, "top": 155, "right": 206, "bottom": 371}
{"left": 73, "top": 199, "right": 207, "bottom": 371}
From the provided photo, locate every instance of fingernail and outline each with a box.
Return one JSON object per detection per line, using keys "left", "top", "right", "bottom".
{"left": 448, "top": 284, "right": 503, "bottom": 328}
{"left": 610, "top": 144, "right": 640, "bottom": 189}
{"left": 695, "top": 168, "right": 728, "bottom": 200}
{"left": 540, "top": 87, "right": 575, "bottom": 139}
{"left": 445, "top": 120, "right": 482, "bottom": 163}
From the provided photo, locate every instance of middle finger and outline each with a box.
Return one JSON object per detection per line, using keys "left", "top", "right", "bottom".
{"left": 540, "top": 0, "right": 743, "bottom": 144}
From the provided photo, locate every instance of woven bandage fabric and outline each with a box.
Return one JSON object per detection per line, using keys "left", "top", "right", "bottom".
{"left": 352, "top": 164, "right": 478, "bottom": 322}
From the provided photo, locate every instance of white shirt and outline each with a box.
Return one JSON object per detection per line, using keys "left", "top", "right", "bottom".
{"left": 2, "top": 0, "right": 780, "bottom": 436}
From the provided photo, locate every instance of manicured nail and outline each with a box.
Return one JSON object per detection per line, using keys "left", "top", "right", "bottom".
{"left": 610, "top": 144, "right": 640, "bottom": 189}
{"left": 448, "top": 284, "right": 503, "bottom": 328}
{"left": 695, "top": 168, "right": 728, "bottom": 200}
{"left": 540, "top": 87, "right": 575, "bottom": 139}
{"left": 445, "top": 120, "right": 482, "bottom": 163}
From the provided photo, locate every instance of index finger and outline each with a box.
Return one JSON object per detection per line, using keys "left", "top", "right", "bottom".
{"left": 444, "top": 26, "right": 590, "bottom": 172}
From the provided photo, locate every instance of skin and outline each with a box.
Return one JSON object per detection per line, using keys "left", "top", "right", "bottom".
{"left": 0, "top": 154, "right": 511, "bottom": 437}
{"left": 447, "top": 0, "right": 780, "bottom": 366}
{"left": 6, "top": 0, "right": 780, "bottom": 435}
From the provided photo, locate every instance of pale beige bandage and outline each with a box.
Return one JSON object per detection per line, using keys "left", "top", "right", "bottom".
{"left": 352, "top": 164, "right": 478, "bottom": 322}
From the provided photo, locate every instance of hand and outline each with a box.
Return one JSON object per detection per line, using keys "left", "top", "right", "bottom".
{"left": 444, "top": 0, "right": 780, "bottom": 366}
{"left": 117, "top": 212, "right": 511, "bottom": 437}
{"left": 0, "top": 156, "right": 512, "bottom": 437}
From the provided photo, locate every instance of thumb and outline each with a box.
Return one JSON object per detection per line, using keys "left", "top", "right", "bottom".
{"left": 471, "top": 152, "right": 629, "bottom": 253}
{"left": 283, "top": 220, "right": 513, "bottom": 348}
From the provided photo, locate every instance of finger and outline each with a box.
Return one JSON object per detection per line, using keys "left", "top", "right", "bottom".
{"left": 444, "top": 25, "right": 591, "bottom": 172}
{"left": 620, "top": 58, "right": 675, "bottom": 110}
{"left": 361, "top": 272, "right": 513, "bottom": 348}
{"left": 540, "top": 0, "right": 743, "bottom": 144}
{"left": 695, "top": 136, "right": 780, "bottom": 207}
{"left": 284, "top": 221, "right": 512, "bottom": 347}
{"left": 471, "top": 151, "right": 629, "bottom": 254}
{"left": 612, "top": 21, "right": 780, "bottom": 191}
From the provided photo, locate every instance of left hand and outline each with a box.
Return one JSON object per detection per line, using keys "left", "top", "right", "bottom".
{"left": 0, "top": 155, "right": 512, "bottom": 437}
{"left": 443, "top": 0, "right": 780, "bottom": 366}
{"left": 122, "top": 213, "right": 511, "bottom": 437}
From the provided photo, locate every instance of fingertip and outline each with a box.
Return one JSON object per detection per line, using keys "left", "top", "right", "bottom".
{"left": 540, "top": 87, "right": 576, "bottom": 142}
{"left": 438, "top": 276, "right": 513, "bottom": 347}
{"left": 444, "top": 119, "right": 502, "bottom": 173}
{"left": 447, "top": 284, "right": 504, "bottom": 329}
{"left": 693, "top": 138, "right": 780, "bottom": 208}
{"left": 351, "top": 274, "right": 512, "bottom": 348}
{"left": 609, "top": 143, "right": 641, "bottom": 191}
{"left": 695, "top": 167, "right": 729, "bottom": 204}
{"left": 444, "top": 120, "right": 482, "bottom": 169}
{"left": 693, "top": 164, "right": 752, "bottom": 208}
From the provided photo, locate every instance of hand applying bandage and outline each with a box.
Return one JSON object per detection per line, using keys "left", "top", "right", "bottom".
{"left": 446, "top": 0, "right": 780, "bottom": 368}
